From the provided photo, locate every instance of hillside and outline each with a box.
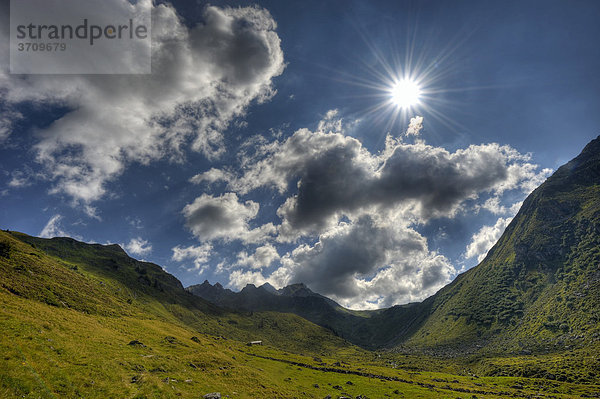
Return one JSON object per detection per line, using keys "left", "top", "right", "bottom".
{"left": 188, "top": 137, "right": 600, "bottom": 357}
{"left": 2, "top": 137, "right": 600, "bottom": 397}
{"left": 0, "top": 230, "right": 355, "bottom": 354}
{"left": 397, "top": 136, "right": 600, "bottom": 353}
{"left": 0, "top": 229, "right": 372, "bottom": 397}
{"left": 188, "top": 280, "right": 428, "bottom": 350}
{"left": 4, "top": 232, "right": 600, "bottom": 397}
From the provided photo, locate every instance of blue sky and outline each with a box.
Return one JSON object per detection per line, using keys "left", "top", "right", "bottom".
{"left": 1, "top": 0, "right": 599, "bottom": 309}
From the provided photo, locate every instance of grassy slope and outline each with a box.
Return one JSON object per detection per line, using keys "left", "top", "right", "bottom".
{"left": 188, "top": 278, "right": 431, "bottom": 350}
{"left": 400, "top": 137, "right": 600, "bottom": 357}
{"left": 3, "top": 291, "right": 599, "bottom": 399}
{"left": 185, "top": 134, "right": 600, "bottom": 354}
{"left": 3, "top": 231, "right": 600, "bottom": 397}
{"left": 1, "top": 231, "right": 351, "bottom": 354}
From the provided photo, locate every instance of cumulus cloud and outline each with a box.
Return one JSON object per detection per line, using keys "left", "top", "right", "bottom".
{"left": 465, "top": 217, "right": 512, "bottom": 263}
{"left": 182, "top": 192, "right": 275, "bottom": 243}
{"left": 124, "top": 237, "right": 153, "bottom": 256}
{"left": 0, "top": 2, "right": 284, "bottom": 208}
{"left": 374, "top": 141, "right": 516, "bottom": 217}
{"left": 260, "top": 214, "right": 453, "bottom": 309}
{"left": 202, "top": 114, "right": 552, "bottom": 308}
{"left": 230, "top": 126, "right": 371, "bottom": 197}
{"left": 236, "top": 243, "right": 280, "bottom": 269}
{"left": 215, "top": 117, "right": 550, "bottom": 240}
{"left": 171, "top": 243, "right": 213, "bottom": 273}
{"left": 228, "top": 269, "right": 268, "bottom": 290}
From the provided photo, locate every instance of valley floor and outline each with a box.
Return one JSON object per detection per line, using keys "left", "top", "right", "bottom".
{"left": 2, "top": 291, "right": 599, "bottom": 399}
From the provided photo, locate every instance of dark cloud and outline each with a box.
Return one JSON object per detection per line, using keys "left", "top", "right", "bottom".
{"left": 284, "top": 215, "right": 432, "bottom": 300}
{"left": 374, "top": 143, "right": 510, "bottom": 215}
{"left": 279, "top": 143, "right": 372, "bottom": 231}
{"left": 268, "top": 130, "right": 541, "bottom": 236}
{"left": 214, "top": 121, "right": 548, "bottom": 243}
{"left": 190, "top": 6, "right": 281, "bottom": 87}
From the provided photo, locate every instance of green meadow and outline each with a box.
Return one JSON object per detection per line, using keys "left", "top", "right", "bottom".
{"left": 1, "top": 229, "right": 599, "bottom": 398}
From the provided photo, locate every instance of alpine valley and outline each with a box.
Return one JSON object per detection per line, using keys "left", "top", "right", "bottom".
{"left": 1, "top": 137, "right": 600, "bottom": 398}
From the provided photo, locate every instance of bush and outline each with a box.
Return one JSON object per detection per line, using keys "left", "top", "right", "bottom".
{"left": 0, "top": 242, "right": 10, "bottom": 258}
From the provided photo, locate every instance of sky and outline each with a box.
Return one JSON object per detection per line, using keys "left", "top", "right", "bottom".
{"left": 1, "top": 0, "right": 599, "bottom": 309}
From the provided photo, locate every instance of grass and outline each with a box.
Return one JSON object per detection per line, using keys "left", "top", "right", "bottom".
{"left": 2, "top": 229, "right": 600, "bottom": 397}
{"left": 4, "top": 290, "right": 599, "bottom": 398}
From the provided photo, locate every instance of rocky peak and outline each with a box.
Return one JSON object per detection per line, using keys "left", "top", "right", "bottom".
{"left": 240, "top": 283, "right": 258, "bottom": 293}
{"left": 280, "top": 283, "right": 314, "bottom": 297}
{"left": 260, "top": 282, "right": 279, "bottom": 294}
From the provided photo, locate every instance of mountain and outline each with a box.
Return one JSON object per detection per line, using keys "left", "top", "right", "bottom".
{"left": 0, "top": 230, "right": 352, "bottom": 353}
{"left": 187, "top": 281, "right": 340, "bottom": 309}
{"left": 9, "top": 230, "right": 593, "bottom": 398}
{"left": 189, "top": 279, "right": 433, "bottom": 349}
{"left": 187, "top": 279, "right": 237, "bottom": 304}
{"left": 2, "top": 137, "right": 600, "bottom": 396}
{"left": 392, "top": 135, "right": 600, "bottom": 352}
{"left": 188, "top": 136, "right": 600, "bottom": 355}
{"left": 187, "top": 281, "right": 369, "bottom": 341}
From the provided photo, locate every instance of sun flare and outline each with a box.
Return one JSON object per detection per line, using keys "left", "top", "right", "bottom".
{"left": 390, "top": 79, "right": 421, "bottom": 108}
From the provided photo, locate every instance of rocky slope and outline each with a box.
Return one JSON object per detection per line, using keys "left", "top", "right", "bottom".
{"left": 187, "top": 280, "right": 376, "bottom": 342}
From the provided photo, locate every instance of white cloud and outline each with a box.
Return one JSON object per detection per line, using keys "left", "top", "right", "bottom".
{"left": 236, "top": 243, "right": 279, "bottom": 269}
{"left": 0, "top": 2, "right": 285, "bottom": 210}
{"left": 127, "top": 217, "right": 144, "bottom": 230}
{"left": 478, "top": 197, "right": 524, "bottom": 216}
{"left": 216, "top": 120, "right": 550, "bottom": 242}
{"left": 182, "top": 192, "right": 275, "bottom": 243}
{"left": 124, "top": 237, "right": 152, "bottom": 256}
{"left": 465, "top": 217, "right": 512, "bottom": 263}
{"left": 0, "top": 109, "right": 22, "bottom": 143}
{"left": 40, "top": 215, "right": 71, "bottom": 238}
{"left": 406, "top": 115, "right": 423, "bottom": 136}
{"left": 8, "top": 170, "right": 32, "bottom": 188}
{"left": 317, "top": 109, "right": 343, "bottom": 133}
{"left": 228, "top": 269, "right": 267, "bottom": 290}
{"left": 494, "top": 163, "right": 553, "bottom": 195}
{"left": 190, "top": 168, "right": 235, "bottom": 186}
{"left": 171, "top": 243, "right": 213, "bottom": 273}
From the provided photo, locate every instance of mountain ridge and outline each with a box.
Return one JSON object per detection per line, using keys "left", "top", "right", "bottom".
{"left": 187, "top": 135, "right": 600, "bottom": 353}
{"left": 2, "top": 136, "right": 600, "bottom": 397}
{"left": 3, "top": 135, "right": 599, "bottom": 354}
{"left": 397, "top": 135, "right": 600, "bottom": 351}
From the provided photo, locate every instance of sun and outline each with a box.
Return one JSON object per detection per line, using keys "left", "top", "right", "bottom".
{"left": 328, "top": 25, "right": 469, "bottom": 134}
{"left": 390, "top": 78, "right": 421, "bottom": 108}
